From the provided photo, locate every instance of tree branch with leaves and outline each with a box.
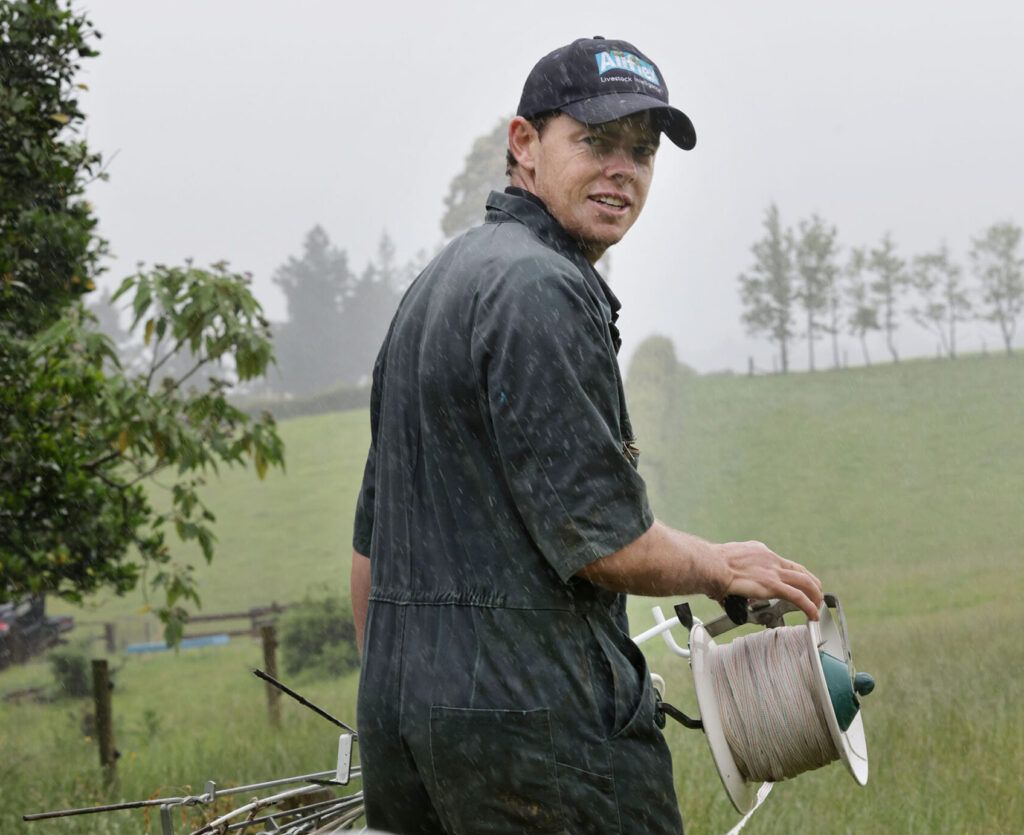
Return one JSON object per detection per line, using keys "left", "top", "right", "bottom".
{"left": 868, "top": 233, "right": 908, "bottom": 363}
{"left": 0, "top": 0, "right": 284, "bottom": 644}
{"left": 795, "top": 214, "right": 840, "bottom": 371}
{"left": 738, "top": 204, "right": 796, "bottom": 373}
{"left": 970, "top": 221, "right": 1023, "bottom": 355}
{"left": 844, "top": 247, "right": 879, "bottom": 366}
{"left": 910, "top": 243, "right": 970, "bottom": 358}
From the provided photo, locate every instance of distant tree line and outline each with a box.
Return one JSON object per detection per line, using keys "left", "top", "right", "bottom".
{"left": 738, "top": 205, "right": 1023, "bottom": 371}
{"left": 93, "top": 228, "right": 430, "bottom": 399}
{"left": 268, "top": 228, "right": 429, "bottom": 396}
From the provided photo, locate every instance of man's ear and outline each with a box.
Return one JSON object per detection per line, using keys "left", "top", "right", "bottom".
{"left": 508, "top": 116, "right": 538, "bottom": 174}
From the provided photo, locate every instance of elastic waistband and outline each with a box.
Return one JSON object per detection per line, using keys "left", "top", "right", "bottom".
{"left": 369, "top": 586, "right": 615, "bottom": 616}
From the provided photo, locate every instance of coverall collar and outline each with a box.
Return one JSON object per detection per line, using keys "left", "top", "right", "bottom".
{"left": 485, "top": 187, "right": 623, "bottom": 328}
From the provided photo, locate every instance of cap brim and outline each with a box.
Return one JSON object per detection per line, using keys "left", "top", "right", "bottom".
{"left": 561, "top": 93, "right": 696, "bottom": 151}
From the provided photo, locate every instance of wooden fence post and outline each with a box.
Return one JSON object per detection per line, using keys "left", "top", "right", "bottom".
{"left": 261, "top": 624, "right": 281, "bottom": 728}
{"left": 91, "top": 659, "right": 117, "bottom": 785}
{"left": 103, "top": 622, "right": 116, "bottom": 653}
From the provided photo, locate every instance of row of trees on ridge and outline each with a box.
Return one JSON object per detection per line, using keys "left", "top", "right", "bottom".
{"left": 739, "top": 205, "right": 1023, "bottom": 371}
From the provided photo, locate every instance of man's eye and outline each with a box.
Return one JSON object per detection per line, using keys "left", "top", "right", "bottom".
{"left": 634, "top": 145, "right": 657, "bottom": 159}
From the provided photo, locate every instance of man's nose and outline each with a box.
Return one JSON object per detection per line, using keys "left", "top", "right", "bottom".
{"left": 603, "top": 146, "right": 637, "bottom": 183}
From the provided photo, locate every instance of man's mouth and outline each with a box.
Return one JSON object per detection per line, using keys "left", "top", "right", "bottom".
{"left": 590, "top": 193, "right": 630, "bottom": 210}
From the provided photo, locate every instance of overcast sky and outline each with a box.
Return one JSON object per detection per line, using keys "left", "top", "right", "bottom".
{"left": 80, "top": 0, "right": 1024, "bottom": 372}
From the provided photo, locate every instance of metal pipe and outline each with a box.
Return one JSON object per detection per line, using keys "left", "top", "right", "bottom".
{"left": 190, "top": 784, "right": 325, "bottom": 835}
{"left": 212, "top": 769, "right": 340, "bottom": 797}
{"left": 260, "top": 795, "right": 363, "bottom": 834}
{"left": 219, "top": 794, "right": 363, "bottom": 833}
{"left": 654, "top": 606, "right": 694, "bottom": 659}
{"left": 252, "top": 668, "right": 358, "bottom": 736}
{"left": 24, "top": 795, "right": 197, "bottom": 821}
{"left": 631, "top": 606, "right": 699, "bottom": 658}
{"left": 23, "top": 770, "right": 342, "bottom": 822}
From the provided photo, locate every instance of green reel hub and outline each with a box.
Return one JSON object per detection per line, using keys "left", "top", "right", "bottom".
{"left": 819, "top": 651, "right": 876, "bottom": 732}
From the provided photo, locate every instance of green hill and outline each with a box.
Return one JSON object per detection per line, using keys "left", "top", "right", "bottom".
{"left": 17, "top": 352, "right": 1023, "bottom": 833}
{"left": 626, "top": 352, "right": 1023, "bottom": 833}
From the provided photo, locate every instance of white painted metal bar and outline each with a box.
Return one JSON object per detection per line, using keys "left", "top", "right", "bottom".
{"left": 631, "top": 605, "right": 700, "bottom": 658}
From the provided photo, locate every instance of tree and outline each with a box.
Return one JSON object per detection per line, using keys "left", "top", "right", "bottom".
{"left": 2, "top": 261, "right": 285, "bottom": 641}
{"left": 868, "top": 233, "right": 908, "bottom": 363}
{"left": 845, "top": 247, "right": 880, "bottom": 366}
{"left": 970, "top": 221, "right": 1023, "bottom": 355}
{"left": 0, "top": 0, "right": 105, "bottom": 337}
{"left": 910, "top": 243, "right": 970, "bottom": 359}
{"left": 441, "top": 117, "right": 509, "bottom": 238}
{"left": 0, "top": 0, "right": 283, "bottom": 641}
{"left": 338, "top": 232, "right": 403, "bottom": 384}
{"left": 271, "top": 225, "right": 353, "bottom": 395}
{"left": 795, "top": 214, "right": 840, "bottom": 370}
{"left": 625, "top": 336, "right": 694, "bottom": 508}
{"left": 738, "top": 204, "right": 796, "bottom": 373}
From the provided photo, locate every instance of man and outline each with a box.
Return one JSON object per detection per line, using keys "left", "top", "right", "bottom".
{"left": 351, "top": 37, "right": 822, "bottom": 834}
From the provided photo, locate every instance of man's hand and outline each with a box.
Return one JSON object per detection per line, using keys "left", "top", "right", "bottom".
{"left": 576, "top": 521, "right": 824, "bottom": 620}
{"left": 713, "top": 539, "right": 823, "bottom": 621}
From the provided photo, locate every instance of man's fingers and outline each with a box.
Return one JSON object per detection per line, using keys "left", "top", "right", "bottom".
{"left": 779, "top": 557, "right": 823, "bottom": 590}
{"left": 786, "top": 587, "right": 820, "bottom": 621}
{"left": 776, "top": 569, "right": 824, "bottom": 619}
{"left": 778, "top": 567, "right": 824, "bottom": 603}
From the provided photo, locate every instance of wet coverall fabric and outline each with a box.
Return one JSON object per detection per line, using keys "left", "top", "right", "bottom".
{"left": 353, "top": 188, "right": 683, "bottom": 834}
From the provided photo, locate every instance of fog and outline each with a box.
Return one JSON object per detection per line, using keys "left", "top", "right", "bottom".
{"left": 80, "top": 0, "right": 1024, "bottom": 371}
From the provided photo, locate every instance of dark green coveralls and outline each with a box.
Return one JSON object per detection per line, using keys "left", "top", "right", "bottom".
{"left": 353, "top": 188, "right": 683, "bottom": 834}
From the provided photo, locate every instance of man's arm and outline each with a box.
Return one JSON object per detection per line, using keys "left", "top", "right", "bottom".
{"left": 576, "top": 520, "right": 823, "bottom": 619}
{"left": 351, "top": 551, "right": 371, "bottom": 656}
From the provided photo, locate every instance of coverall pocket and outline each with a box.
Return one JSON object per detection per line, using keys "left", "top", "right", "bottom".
{"left": 429, "top": 706, "right": 566, "bottom": 834}
{"left": 587, "top": 617, "right": 656, "bottom": 742}
{"left": 609, "top": 638, "right": 656, "bottom": 742}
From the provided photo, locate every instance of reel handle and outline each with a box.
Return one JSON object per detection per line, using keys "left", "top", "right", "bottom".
{"left": 722, "top": 595, "right": 750, "bottom": 625}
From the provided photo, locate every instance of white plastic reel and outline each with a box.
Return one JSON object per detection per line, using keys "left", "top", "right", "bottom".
{"left": 689, "top": 599, "right": 869, "bottom": 814}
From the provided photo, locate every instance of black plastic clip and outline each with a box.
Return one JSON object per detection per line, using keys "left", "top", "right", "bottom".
{"left": 654, "top": 691, "right": 703, "bottom": 731}
{"left": 723, "top": 595, "right": 749, "bottom": 626}
{"left": 674, "top": 602, "right": 694, "bottom": 631}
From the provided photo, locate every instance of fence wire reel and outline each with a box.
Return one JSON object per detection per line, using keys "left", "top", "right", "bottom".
{"left": 633, "top": 593, "right": 874, "bottom": 824}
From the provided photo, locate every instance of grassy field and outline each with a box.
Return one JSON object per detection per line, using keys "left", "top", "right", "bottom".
{"left": 2, "top": 353, "right": 1022, "bottom": 833}
{"left": 629, "top": 353, "right": 1024, "bottom": 834}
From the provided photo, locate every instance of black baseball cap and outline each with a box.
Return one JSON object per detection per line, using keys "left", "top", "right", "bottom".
{"left": 517, "top": 36, "right": 696, "bottom": 151}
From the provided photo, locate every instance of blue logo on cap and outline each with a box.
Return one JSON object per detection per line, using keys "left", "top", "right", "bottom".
{"left": 595, "top": 50, "right": 660, "bottom": 86}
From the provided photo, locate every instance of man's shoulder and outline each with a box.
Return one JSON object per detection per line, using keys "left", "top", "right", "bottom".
{"left": 456, "top": 221, "right": 587, "bottom": 296}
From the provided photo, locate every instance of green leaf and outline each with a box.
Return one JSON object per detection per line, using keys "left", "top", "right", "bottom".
{"left": 111, "top": 276, "right": 134, "bottom": 303}
{"left": 131, "top": 281, "right": 152, "bottom": 329}
{"left": 254, "top": 449, "right": 268, "bottom": 480}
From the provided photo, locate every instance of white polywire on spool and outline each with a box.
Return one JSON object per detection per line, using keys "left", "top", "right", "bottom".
{"left": 708, "top": 625, "right": 839, "bottom": 782}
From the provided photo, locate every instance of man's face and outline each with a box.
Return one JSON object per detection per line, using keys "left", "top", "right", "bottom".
{"left": 529, "top": 112, "right": 659, "bottom": 261}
